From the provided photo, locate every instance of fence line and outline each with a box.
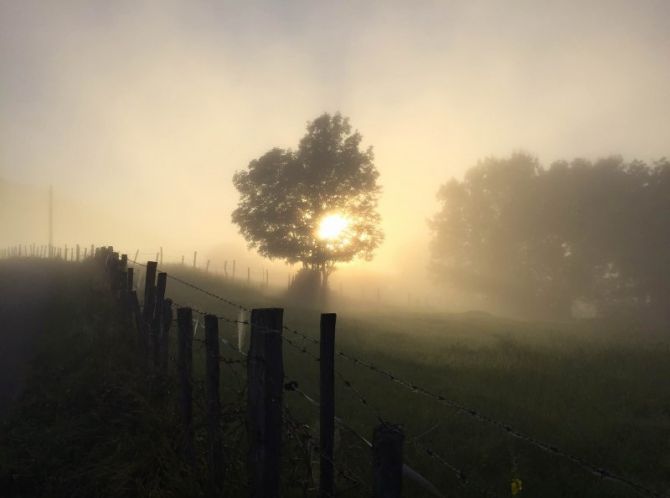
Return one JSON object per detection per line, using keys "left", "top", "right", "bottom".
{"left": 122, "top": 256, "right": 668, "bottom": 498}
{"left": 123, "top": 256, "right": 670, "bottom": 498}
{"left": 3, "top": 247, "right": 668, "bottom": 498}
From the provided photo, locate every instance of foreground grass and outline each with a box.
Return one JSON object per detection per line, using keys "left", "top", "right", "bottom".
{"left": 0, "top": 261, "right": 352, "bottom": 498}
{"left": 2, "top": 259, "right": 667, "bottom": 497}
{"left": 0, "top": 262, "right": 199, "bottom": 498}
{"left": 151, "top": 263, "right": 670, "bottom": 497}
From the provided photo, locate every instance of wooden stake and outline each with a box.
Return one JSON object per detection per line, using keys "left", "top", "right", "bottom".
{"left": 372, "top": 423, "right": 404, "bottom": 498}
{"left": 152, "top": 272, "right": 167, "bottom": 368}
{"left": 205, "top": 314, "right": 224, "bottom": 496}
{"left": 247, "top": 308, "right": 283, "bottom": 498}
{"left": 177, "top": 307, "right": 195, "bottom": 467}
{"left": 160, "top": 298, "right": 173, "bottom": 373}
{"left": 142, "top": 262, "right": 158, "bottom": 360}
{"left": 320, "top": 313, "right": 336, "bottom": 498}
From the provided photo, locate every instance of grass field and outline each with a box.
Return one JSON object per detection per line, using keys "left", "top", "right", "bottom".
{"left": 152, "top": 262, "right": 670, "bottom": 497}
{"left": 1, "top": 258, "right": 668, "bottom": 497}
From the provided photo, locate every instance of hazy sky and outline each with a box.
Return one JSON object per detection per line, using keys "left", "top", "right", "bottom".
{"left": 2, "top": 0, "right": 669, "bottom": 288}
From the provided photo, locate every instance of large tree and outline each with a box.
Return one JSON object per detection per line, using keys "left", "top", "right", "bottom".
{"left": 429, "top": 153, "right": 670, "bottom": 322}
{"left": 232, "top": 113, "right": 383, "bottom": 288}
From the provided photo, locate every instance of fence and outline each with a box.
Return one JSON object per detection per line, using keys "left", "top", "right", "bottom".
{"left": 0, "top": 243, "right": 424, "bottom": 309}
{"left": 2, "top": 245, "right": 668, "bottom": 498}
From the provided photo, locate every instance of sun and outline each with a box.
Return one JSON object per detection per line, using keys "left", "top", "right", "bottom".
{"left": 317, "top": 213, "right": 350, "bottom": 240}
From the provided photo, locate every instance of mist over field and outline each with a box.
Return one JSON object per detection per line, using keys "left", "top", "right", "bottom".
{"left": 1, "top": 2, "right": 670, "bottom": 497}
{"left": 2, "top": 0, "right": 670, "bottom": 316}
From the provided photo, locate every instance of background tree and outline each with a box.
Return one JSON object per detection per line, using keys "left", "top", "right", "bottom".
{"left": 429, "top": 152, "right": 670, "bottom": 322}
{"left": 232, "top": 113, "right": 383, "bottom": 291}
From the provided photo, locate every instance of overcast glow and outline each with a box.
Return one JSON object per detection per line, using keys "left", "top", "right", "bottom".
{"left": 1, "top": 0, "right": 669, "bottom": 304}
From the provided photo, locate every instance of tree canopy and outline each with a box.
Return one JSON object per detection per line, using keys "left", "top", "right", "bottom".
{"left": 429, "top": 153, "right": 670, "bottom": 322}
{"left": 232, "top": 113, "right": 383, "bottom": 286}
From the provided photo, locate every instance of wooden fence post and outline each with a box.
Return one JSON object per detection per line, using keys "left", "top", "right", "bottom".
{"left": 193, "top": 251, "right": 197, "bottom": 268}
{"left": 177, "top": 307, "right": 195, "bottom": 467}
{"left": 160, "top": 298, "right": 173, "bottom": 373}
{"left": 160, "top": 247, "right": 163, "bottom": 265}
{"left": 247, "top": 308, "right": 284, "bottom": 498}
{"left": 142, "top": 262, "right": 158, "bottom": 362}
{"left": 152, "top": 272, "right": 167, "bottom": 368}
{"left": 247, "top": 267, "right": 250, "bottom": 285}
{"left": 205, "top": 314, "right": 224, "bottom": 496}
{"left": 372, "top": 423, "right": 404, "bottom": 498}
{"left": 144, "top": 263, "right": 157, "bottom": 303}
{"left": 126, "top": 268, "right": 134, "bottom": 317}
{"left": 110, "top": 252, "right": 120, "bottom": 290}
{"left": 320, "top": 313, "right": 336, "bottom": 498}
{"left": 130, "top": 290, "right": 143, "bottom": 346}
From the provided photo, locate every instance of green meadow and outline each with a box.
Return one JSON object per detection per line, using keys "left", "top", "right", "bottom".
{"left": 1, "top": 259, "right": 668, "bottom": 497}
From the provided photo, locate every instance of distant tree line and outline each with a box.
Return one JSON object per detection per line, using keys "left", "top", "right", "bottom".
{"left": 429, "top": 153, "right": 670, "bottom": 322}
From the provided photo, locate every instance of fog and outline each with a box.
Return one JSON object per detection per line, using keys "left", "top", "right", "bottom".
{"left": 2, "top": 0, "right": 669, "bottom": 312}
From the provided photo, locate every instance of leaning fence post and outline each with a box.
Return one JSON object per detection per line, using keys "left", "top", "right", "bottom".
{"left": 152, "top": 272, "right": 167, "bottom": 368}
{"left": 320, "top": 313, "right": 336, "bottom": 498}
{"left": 130, "top": 290, "right": 143, "bottom": 346}
{"left": 110, "top": 252, "right": 120, "bottom": 290}
{"left": 144, "top": 261, "right": 157, "bottom": 307}
{"left": 160, "top": 298, "right": 173, "bottom": 373}
{"left": 205, "top": 314, "right": 224, "bottom": 496}
{"left": 143, "top": 261, "right": 158, "bottom": 361}
{"left": 177, "top": 307, "right": 195, "bottom": 467}
{"left": 126, "top": 268, "right": 134, "bottom": 317}
{"left": 372, "top": 423, "right": 404, "bottom": 498}
{"left": 247, "top": 308, "right": 284, "bottom": 498}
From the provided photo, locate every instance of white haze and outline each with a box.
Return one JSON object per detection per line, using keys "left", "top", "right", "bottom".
{"left": 1, "top": 0, "right": 669, "bottom": 308}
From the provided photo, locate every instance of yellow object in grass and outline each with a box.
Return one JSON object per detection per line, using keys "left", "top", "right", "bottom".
{"left": 511, "top": 478, "right": 523, "bottom": 495}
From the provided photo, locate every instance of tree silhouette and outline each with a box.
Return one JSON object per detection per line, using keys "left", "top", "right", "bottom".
{"left": 429, "top": 153, "right": 670, "bottom": 323}
{"left": 232, "top": 113, "right": 383, "bottom": 289}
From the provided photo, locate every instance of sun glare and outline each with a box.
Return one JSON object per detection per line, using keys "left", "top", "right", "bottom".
{"left": 317, "top": 213, "right": 349, "bottom": 240}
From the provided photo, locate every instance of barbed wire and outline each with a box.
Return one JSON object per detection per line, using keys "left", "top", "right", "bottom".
{"left": 410, "top": 440, "right": 501, "bottom": 498}
{"left": 127, "top": 257, "right": 668, "bottom": 498}
{"left": 127, "top": 258, "right": 250, "bottom": 311}
{"left": 281, "top": 334, "right": 320, "bottom": 361}
{"left": 282, "top": 402, "right": 372, "bottom": 495}
{"left": 336, "top": 348, "right": 668, "bottom": 497}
